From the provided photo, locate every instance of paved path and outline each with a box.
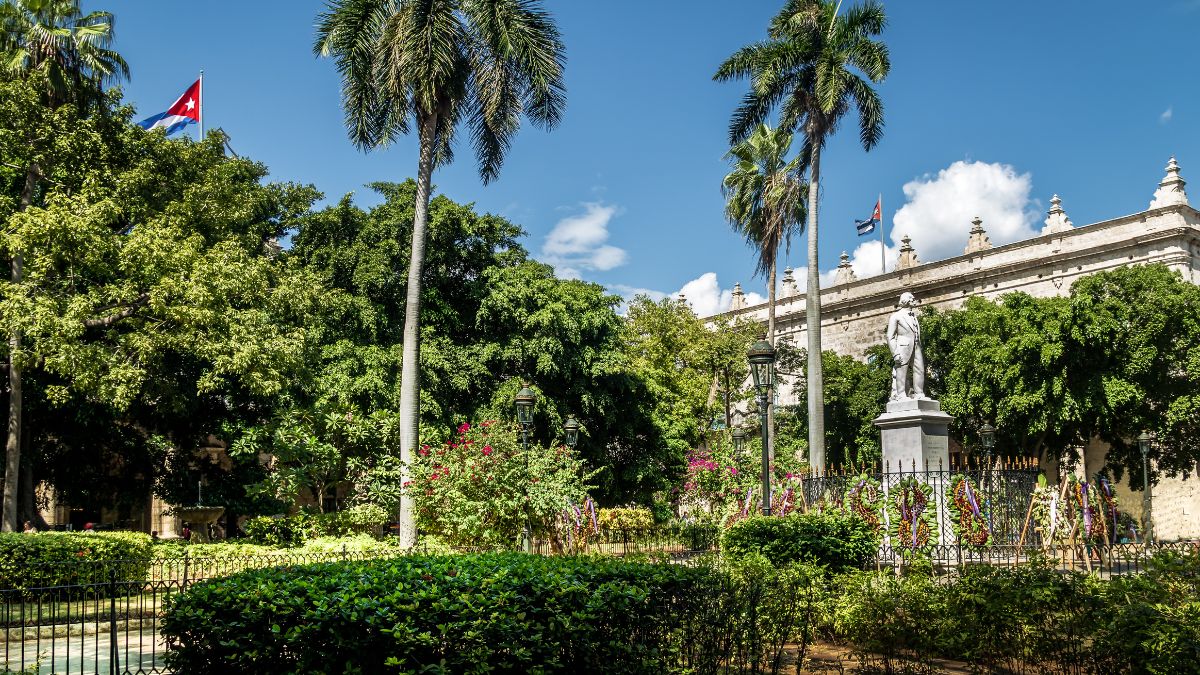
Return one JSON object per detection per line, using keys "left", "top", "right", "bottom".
{"left": 3, "top": 631, "right": 166, "bottom": 674}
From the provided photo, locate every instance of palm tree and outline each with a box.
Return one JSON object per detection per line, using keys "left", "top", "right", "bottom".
{"left": 715, "top": 0, "right": 889, "bottom": 469}
{"left": 722, "top": 124, "right": 806, "bottom": 460}
{"left": 315, "top": 0, "right": 566, "bottom": 547}
{"left": 0, "top": 0, "right": 127, "bottom": 532}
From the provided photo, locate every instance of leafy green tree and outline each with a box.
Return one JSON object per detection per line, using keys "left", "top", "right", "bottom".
{"left": 922, "top": 293, "right": 1078, "bottom": 463}
{"left": 922, "top": 265, "right": 1200, "bottom": 482}
{"left": 290, "top": 186, "right": 670, "bottom": 505}
{"left": 622, "top": 295, "right": 759, "bottom": 458}
{"left": 716, "top": 0, "right": 890, "bottom": 469}
{"left": 780, "top": 343, "right": 890, "bottom": 469}
{"left": 1, "top": 77, "right": 326, "bottom": 528}
{"left": 1067, "top": 265, "right": 1200, "bottom": 478}
{"left": 0, "top": 0, "right": 128, "bottom": 531}
{"left": 314, "top": 0, "right": 567, "bottom": 546}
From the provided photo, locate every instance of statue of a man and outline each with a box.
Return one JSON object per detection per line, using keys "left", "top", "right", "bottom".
{"left": 887, "top": 292, "right": 926, "bottom": 400}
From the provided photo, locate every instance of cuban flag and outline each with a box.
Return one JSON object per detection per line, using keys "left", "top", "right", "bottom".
{"left": 138, "top": 79, "right": 201, "bottom": 136}
{"left": 855, "top": 199, "right": 882, "bottom": 236}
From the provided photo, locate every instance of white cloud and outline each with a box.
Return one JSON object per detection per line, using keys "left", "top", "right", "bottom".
{"left": 541, "top": 202, "right": 628, "bottom": 278}
{"left": 1160, "top": 106, "right": 1174, "bottom": 124}
{"left": 890, "top": 160, "right": 1038, "bottom": 263}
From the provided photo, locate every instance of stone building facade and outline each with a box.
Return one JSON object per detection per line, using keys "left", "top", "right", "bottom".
{"left": 719, "top": 157, "right": 1200, "bottom": 540}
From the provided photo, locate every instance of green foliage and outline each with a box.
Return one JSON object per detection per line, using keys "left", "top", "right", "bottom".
{"left": 410, "top": 422, "right": 593, "bottom": 549}
{"left": 784, "top": 344, "right": 891, "bottom": 468}
{"left": 922, "top": 264, "right": 1200, "bottom": 477}
{"left": 826, "top": 551, "right": 1200, "bottom": 674}
{"left": 0, "top": 531, "right": 152, "bottom": 590}
{"left": 242, "top": 506, "right": 388, "bottom": 548}
{"left": 162, "top": 553, "right": 716, "bottom": 674}
{"left": 598, "top": 506, "right": 655, "bottom": 531}
{"left": 721, "top": 511, "right": 879, "bottom": 572}
{"left": 622, "top": 297, "right": 760, "bottom": 501}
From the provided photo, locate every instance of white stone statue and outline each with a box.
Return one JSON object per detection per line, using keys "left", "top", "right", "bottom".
{"left": 887, "top": 292, "right": 925, "bottom": 401}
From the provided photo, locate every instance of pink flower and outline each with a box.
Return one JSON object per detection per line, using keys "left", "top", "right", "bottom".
{"left": 418, "top": 448, "right": 430, "bottom": 457}
{"left": 458, "top": 422, "right": 471, "bottom": 433}
{"left": 430, "top": 474, "right": 440, "bottom": 481}
{"left": 729, "top": 467, "right": 738, "bottom": 476}
{"left": 482, "top": 445, "right": 493, "bottom": 456}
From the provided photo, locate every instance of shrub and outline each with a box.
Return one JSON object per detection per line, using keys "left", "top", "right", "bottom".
{"left": 829, "top": 570, "right": 946, "bottom": 672}
{"left": 162, "top": 553, "right": 718, "bottom": 674}
{"left": 598, "top": 506, "right": 654, "bottom": 531}
{"left": 409, "top": 422, "right": 595, "bottom": 549}
{"left": 721, "top": 510, "right": 878, "bottom": 572}
{"left": 1092, "top": 549, "right": 1200, "bottom": 673}
{"left": 242, "top": 505, "right": 389, "bottom": 548}
{"left": 0, "top": 531, "right": 153, "bottom": 589}
{"left": 241, "top": 515, "right": 305, "bottom": 548}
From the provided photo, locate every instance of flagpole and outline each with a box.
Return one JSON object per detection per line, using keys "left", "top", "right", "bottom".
{"left": 198, "top": 69, "right": 204, "bottom": 140}
{"left": 879, "top": 193, "right": 885, "bottom": 274}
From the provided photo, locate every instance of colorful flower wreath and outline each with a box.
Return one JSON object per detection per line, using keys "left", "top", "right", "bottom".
{"left": 889, "top": 477, "right": 937, "bottom": 552}
{"left": 946, "top": 474, "right": 990, "bottom": 549}
{"left": 843, "top": 474, "right": 885, "bottom": 535}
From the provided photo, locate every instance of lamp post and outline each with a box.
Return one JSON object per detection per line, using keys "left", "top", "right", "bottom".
{"left": 979, "top": 423, "right": 996, "bottom": 467}
{"left": 731, "top": 427, "right": 746, "bottom": 454}
{"left": 747, "top": 338, "right": 777, "bottom": 516}
{"left": 1137, "top": 431, "right": 1154, "bottom": 545}
{"left": 515, "top": 384, "right": 536, "bottom": 553}
{"left": 564, "top": 416, "right": 580, "bottom": 449}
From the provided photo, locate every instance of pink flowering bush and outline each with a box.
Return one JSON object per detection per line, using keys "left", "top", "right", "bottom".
{"left": 676, "top": 433, "right": 807, "bottom": 527}
{"left": 408, "top": 422, "right": 596, "bottom": 549}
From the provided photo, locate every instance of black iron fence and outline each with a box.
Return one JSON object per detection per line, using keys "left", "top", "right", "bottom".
{"left": 0, "top": 549, "right": 399, "bottom": 675}
{"left": 800, "top": 460, "right": 1042, "bottom": 547}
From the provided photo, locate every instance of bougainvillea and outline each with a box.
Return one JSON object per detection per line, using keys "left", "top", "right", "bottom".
{"left": 407, "top": 422, "right": 596, "bottom": 549}
{"left": 889, "top": 477, "right": 937, "bottom": 553}
{"left": 676, "top": 433, "right": 807, "bottom": 526}
{"left": 946, "top": 474, "right": 990, "bottom": 550}
{"left": 843, "top": 474, "right": 885, "bottom": 536}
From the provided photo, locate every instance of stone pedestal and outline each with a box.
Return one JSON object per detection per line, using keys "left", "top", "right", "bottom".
{"left": 874, "top": 398, "right": 954, "bottom": 470}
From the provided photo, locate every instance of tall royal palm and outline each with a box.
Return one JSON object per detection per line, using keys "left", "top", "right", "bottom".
{"left": 722, "top": 124, "right": 806, "bottom": 455}
{"left": 315, "top": 0, "right": 566, "bottom": 547}
{"left": 715, "top": 0, "right": 889, "bottom": 469}
{"left": 0, "top": 0, "right": 127, "bottom": 532}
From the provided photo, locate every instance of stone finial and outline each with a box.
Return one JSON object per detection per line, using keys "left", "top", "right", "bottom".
{"left": 730, "top": 282, "right": 745, "bottom": 310}
{"left": 1043, "top": 194, "right": 1074, "bottom": 233}
{"left": 964, "top": 216, "right": 993, "bottom": 254}
{"left": 895, "top": 234, "right": 920, "bottom": 270}
{"left": 833, "top": 251, "right": 857, "bottom": 285}
{"left": 1150, "top": 155, "right": 1189, "bottom": 209}
{"left": 780, "top": 267, "right": 799, "bottom": 297}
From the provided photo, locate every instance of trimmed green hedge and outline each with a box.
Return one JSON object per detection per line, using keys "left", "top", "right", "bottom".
{"left": 242, "top": 505, "right": 388, "bottom": 548}
{"left": 162, "top": 553, "right": 718, "bottom": 674}
{"left": 0, "top": 532, "right": 153, "bottom": 589}
{"left": 721, "top": 510, "right": 878, "bottom": 572}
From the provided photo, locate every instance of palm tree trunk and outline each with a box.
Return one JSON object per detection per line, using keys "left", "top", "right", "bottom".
{"left": 805, "top": 146, "right": 825, "bottom": 471}
{"left": 766, "top": 261, "right": 777, "bottom": 464}
{"left": 396, "top": 113, "right": 438, "bottom": 549}
{"left": 4, "top": 166, "right": 36, "bottom": 533}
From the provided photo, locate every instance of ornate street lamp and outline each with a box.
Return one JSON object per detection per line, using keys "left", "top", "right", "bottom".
{"left": 731, "top": 427, "right": 746, "bottom": 453}
{"left": 979, "top": 423, "right": 996, "bottom": 463}
{"left": 564, "top": 416, "right": 580, "bottom": 449}
{"left": 1137, "top": 431, "right": 1154, "bottom": 545}
{"left": 747, "top": 338, "right": 776, "bottom": 516}
{"left": 514, "top": 384, "right": 536, "bottom": 553}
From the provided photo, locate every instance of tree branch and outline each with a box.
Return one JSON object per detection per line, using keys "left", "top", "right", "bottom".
{"left": 84, "top": 293, "right": 150, "bottom": 328}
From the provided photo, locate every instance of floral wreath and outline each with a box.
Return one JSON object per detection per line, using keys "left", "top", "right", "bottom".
{"left": 1029, "top": 475, "right": 1070, "bottom": 545}
{"left": 889, "top": 477, "right": 937, "bottom": 552}
{"left": 1075, "top": 479, "right": 1111, "bottom": 545}
{"left": 843, "top": 474, "right": 885, "bottom": 535}
{"left": 946, "top": 474, "right": 990, "bottom": 550}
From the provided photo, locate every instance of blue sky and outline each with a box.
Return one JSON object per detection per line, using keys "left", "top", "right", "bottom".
{"left": 109, "top": 1, "right": 1198, "bottom": 314}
